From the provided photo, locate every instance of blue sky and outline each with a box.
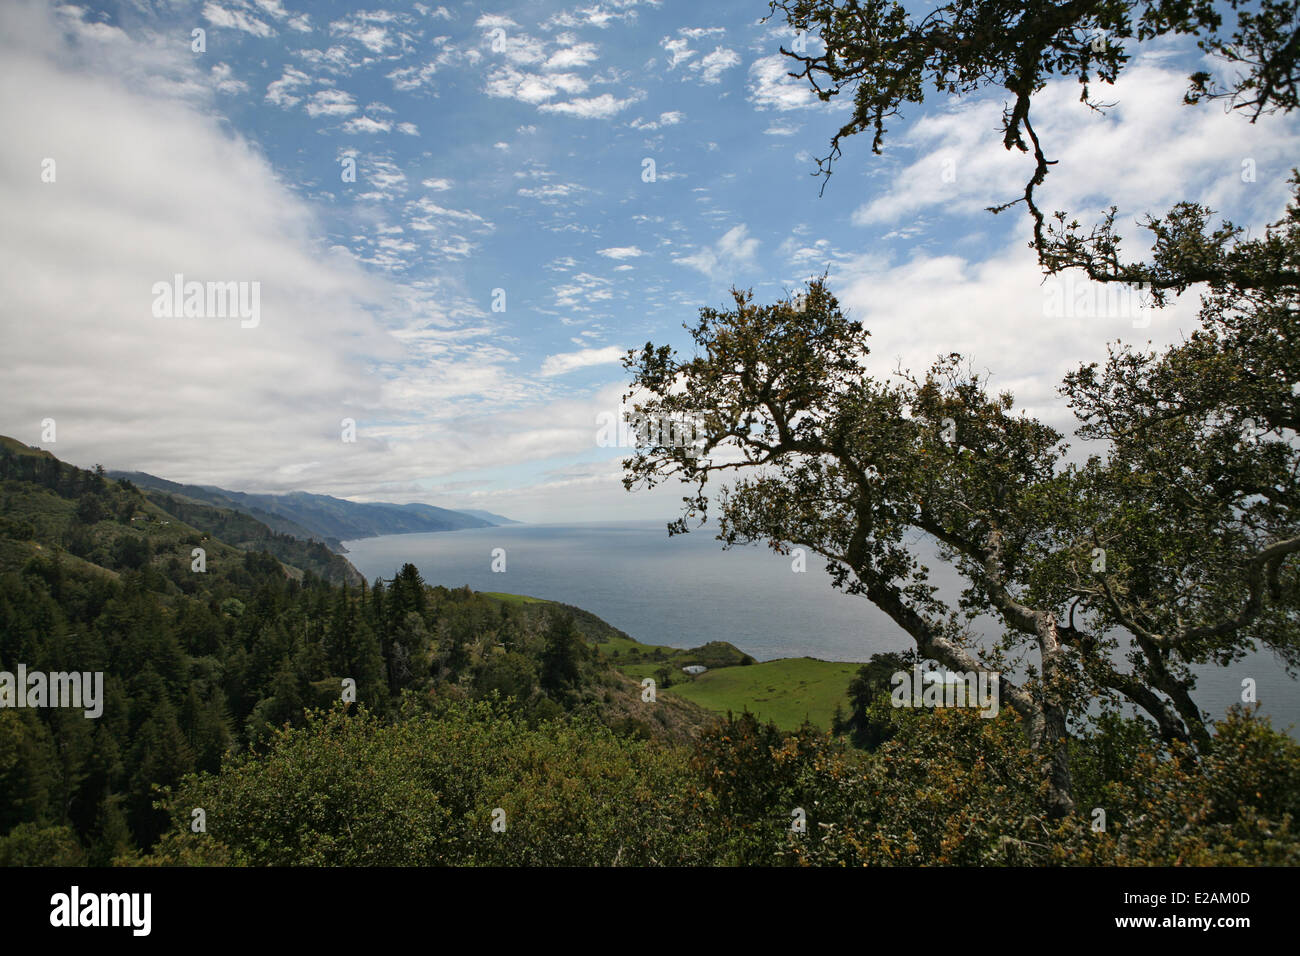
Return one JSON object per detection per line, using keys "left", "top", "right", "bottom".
{"left": 2, "top": 0, "right": 1297, "bottom": 521}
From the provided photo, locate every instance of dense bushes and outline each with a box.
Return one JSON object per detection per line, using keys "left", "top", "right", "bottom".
{"left": 136, "top": 697, "right": 1300, "bottom": 866}
{"left": 142, "top": 701, "right": 714, "bottom": 866}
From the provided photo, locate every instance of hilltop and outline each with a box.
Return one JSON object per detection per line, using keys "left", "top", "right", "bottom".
{"left": 1, "top": 436, "right": 362, "bottom": 586}
{"left": 108, "top": 470, "right": 519, "bottom": 550}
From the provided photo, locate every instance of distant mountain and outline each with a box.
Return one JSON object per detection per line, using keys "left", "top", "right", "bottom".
{"left": 457, "top": 509, "right": 522, "bottom": 525}
{"left": 107, "top": 471, "right": 339, "bottom": 545}
{"left": 108, "top": 472, "right": 510, "bottom": 547}
{"left": 0, "top": 437, "right": 362, "bottom": 585}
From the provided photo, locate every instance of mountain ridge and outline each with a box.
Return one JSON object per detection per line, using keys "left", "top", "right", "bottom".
{"left": 108, "top": 471, "right": 519, "bottom": 550}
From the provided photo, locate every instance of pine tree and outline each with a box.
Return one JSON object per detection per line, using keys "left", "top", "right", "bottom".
{"left": 539, "top": 614, "right": 583, "bottom": 695}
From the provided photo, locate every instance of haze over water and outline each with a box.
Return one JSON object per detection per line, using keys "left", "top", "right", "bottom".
{"left": 344, "top": 520, "right": 1299, "bottom": 735}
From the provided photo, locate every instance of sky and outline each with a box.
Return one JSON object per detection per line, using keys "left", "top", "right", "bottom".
{"left": 1, "top": 0, "right": 1297, "bottom": 522}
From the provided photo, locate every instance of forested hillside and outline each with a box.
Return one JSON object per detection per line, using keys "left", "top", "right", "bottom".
{"left": 0, "top": 439, "right": 705, "bottom": 863}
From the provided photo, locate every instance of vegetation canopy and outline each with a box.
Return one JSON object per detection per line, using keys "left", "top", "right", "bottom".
{"left": 622, "top": 179, "right": 1300, "bottom": 814}
{"left": 768, "top": 0, "right": 1300, "bottom": 290}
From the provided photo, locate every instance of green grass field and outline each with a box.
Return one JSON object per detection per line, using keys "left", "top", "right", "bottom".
{"left": 478, "top": 592, "right": 553, "bottom": 605}
{"left": 481, "top": 590, "right": 862, "bottom": 732}
{"left": 658, "top": 657, "right": 861, "bottom": 731}
{"left": 596, "top": 633, "right": 687, "bottom": 659}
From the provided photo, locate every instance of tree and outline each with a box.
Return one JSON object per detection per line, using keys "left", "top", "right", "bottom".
{"left": 128, "top": 700, "right": 195, "bottom": 845}
{"left": 390, "top": 562, "right": 428, "bottom": 620}
{"left": 768, "top": 0, "right": 1300, "bottom": 285}
{"left": 74, "top": 493, "right": 106, "bottom": 525}
{"left": 621, "top": 263, "right": 1300, "bottom": 814}
{"left": 474, "top": 651, "right": 537, "bottom": 704}
{"left": 616, "top": 0, "right": 1300, "bottom": 817}
{"left": 843, "top": 651, "right": 915, "bottom": 750}
{"left": 111, "top": 533, "right": 151, "bottom": 571}
{"left": 1043, "top": 188, "right": 1300, "bottom": 747}
{"left": 539, "top": 614, "right": 584, "bottom": 694}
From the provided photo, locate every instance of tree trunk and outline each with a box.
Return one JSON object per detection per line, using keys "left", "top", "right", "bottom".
{"left": 1036, "top": 615, "right": 1075, "bottom": 817}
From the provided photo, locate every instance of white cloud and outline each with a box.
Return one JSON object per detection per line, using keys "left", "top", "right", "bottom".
{"left": 829, "top": 245, "right": 1201, "bottom": 438}
{"left": 518, "top": 183, "right": 583, "bottom": 201}
{"left": 297, "top": 44, "right": 362, "bottom": 74}
{"left": 0, "top": 0, "right": 701, "bottom": 519}
{"left": 545, "top": 41, "right": 599, "bottom": 70}
{"left": 547, "top": 4, "right": 642, "bottom": 30}
{"left": 679, "top": 26, "right": 725, "bottom": 39}
{"left": 407, "top": 197, "right": 493, "bottom": 227}
{"left": 661, "top": 36, "right": 694, "bottom": 68}
{"left": 485, "top": 66, "right": 588, "bottom": 104}
{"left": 388, "top": 62, "right": 438, "bottom": 91}
{"left": 0, "top": 1, "right": 413, "bottom": 493}
{"left": 540, "top": 346, "right": 626, "bottom": 376}
{"left": 252, "top": 0, "right": 293, "bottom": 21}
{"left": 661, "top": 28, "right": 737, "bottom": 84}
{"left": 478, "top": 21, "right": 547, "bottom": 66}
{"left": 305, "top": 87, "right": 356, "bottom": 117}
{"left": 764, "top": 120, "right": 800, "bottom": 136}
{"left": 747, "top": 54, "right": 818, "bottom": 110}
{"left": 673, "top": 224, "right": 761, "bottom": 276}
{"left": 539, "top": 92, "right": 638, "bottom": 119}
{"left": 597, "top": 246, "right": 643, "bottom": 259}
{"left": 210, "top": 62, "right": 248, "bottom": 95}
{"left": 629, "top": 110, "right": 683, "bottom": 130}
{"left": 553, "top": 271, "right": 614, "bottom": 310}
{"left": 342, "top": 115, "right": 392, "bottom": 134}
{"left": 329, "top": 14, "right": 396, "bottom": 55}
{"left": 202, "top": 2, "right": 275, "bottom": 38}
{"left": 265, "top": 66, "right": 310, "bottom": 108}
{"left": 692, "top": 46, "right": 739, "bottom": 84}
{"left": 849, "top": 59, "right": 1300, "bottom": 230}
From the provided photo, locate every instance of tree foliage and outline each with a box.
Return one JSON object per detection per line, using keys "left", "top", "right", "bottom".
{"left": 768, "top": 0, "right": 1300, "bottom": 286}
{"left": 621, "top": 210, "right": 1300, "bottom": 809}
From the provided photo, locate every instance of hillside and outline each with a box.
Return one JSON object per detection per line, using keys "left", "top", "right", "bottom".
{"left": 0, "top": 439, "right": 723, "bottom": 864}
{"left": 0, "top": 438, "right": 362, "bottom": 586}
{"left": 109, "top": 471, "right": 511, "bottom": 547}
{"left": 5, "top": 436, "right": 850, "bottom": 732}
{"left": 104, "top": 471, "right": 337, "bottom": 545}
{"left": 458, "top": 509, "right": 521, "bottom": 525}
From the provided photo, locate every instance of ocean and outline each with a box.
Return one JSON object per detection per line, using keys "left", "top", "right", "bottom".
{"left": 342, "top": 520, "right": 1299, "bottom": 735}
